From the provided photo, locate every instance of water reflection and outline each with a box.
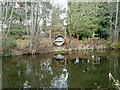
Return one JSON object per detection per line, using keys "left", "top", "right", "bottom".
{"left": 54, "top": 54, "right": 64, "bottom": 61}
{"left": 50, "top": 68, "right": 68, "bottom": 88}
{"left": 51, "top": 54, "right": 68, "bottom": 88}
{"left": 52, "top": 54, "right": 66, "bottom": 67}
{"left": 2, "top": 50, "right": 120, "bottom": 88}
{"left": 24, "top": 81, "right": 31, "bottom": 88}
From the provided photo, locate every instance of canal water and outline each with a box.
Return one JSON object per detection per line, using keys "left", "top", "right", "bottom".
{"left": 2, "top": 50, "right": 120, "bottom": 88}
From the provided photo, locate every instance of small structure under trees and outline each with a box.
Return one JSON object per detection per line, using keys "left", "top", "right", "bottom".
{"left": 49, "top": 23, "right": 67, "bottom": 46}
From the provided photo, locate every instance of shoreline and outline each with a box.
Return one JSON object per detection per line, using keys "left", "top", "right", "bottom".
{"left": 1, "top": 38, "right": 120, "bottom": 57}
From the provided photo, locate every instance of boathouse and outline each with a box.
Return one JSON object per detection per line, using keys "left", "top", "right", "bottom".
{"left": 49, "top": 23, "right": 67, "bottom": 46}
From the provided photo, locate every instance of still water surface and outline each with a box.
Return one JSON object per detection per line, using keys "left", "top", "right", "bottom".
{"left": 2, "top": 50, "right": 120, "bottom": 88}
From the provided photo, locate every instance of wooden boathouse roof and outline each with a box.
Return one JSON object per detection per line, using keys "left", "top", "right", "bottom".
{"left": 50, "top": 23, "right": 66, "bottom": 40}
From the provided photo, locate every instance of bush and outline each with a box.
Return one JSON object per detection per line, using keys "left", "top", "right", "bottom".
{"left": 2, "top": 38, "right": 17, "bottom": 52}
{"left": 9, "top": 40, "right": 17, "bottom": 48}
{"left": 82, "top": 37, "right": 87, "bottom": 41}
{"left": 96, "top": 29, "right": 109, "bottom": 40}
{"left": 22, "top": 35, "right": 30, "bottom": 40}
{"left": 77, "top": 30, "right": 92, "bottom": 40}
{"left": 9, "top": 30, "right": 19, "bottom": 36}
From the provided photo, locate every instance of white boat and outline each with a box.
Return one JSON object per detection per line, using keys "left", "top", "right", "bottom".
{"left": 54, "top": 35, "right": 64, "bottom": 46}
{"left": 54, "top": 54, "right": 64, "bottom": 61}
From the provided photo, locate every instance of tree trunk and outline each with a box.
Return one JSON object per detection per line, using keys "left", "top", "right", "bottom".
{"left": 114, "top": 0, "right": 119, "bottom": 42}
{"left": 19, "top": 0, "right": 22, "bottom": 25}
{"left": 5, "top": 2, "right": 14, "bottom": 40}
{"left": 116, "top": 1, "right": 119, "bottom": 39}
{"left": 34, "top": 4, "right": 38, "bottom": 37}
{"left": 3, "top": 1, "right": 8, "bottom": 27}
{"left": 2, "top": 2, "right": 8, "bottom": 40}
{"left": 25, "top": 1, "right": 29, "bottom": 36}
{"left": 0, "top": 1, "right": 2, "bottom": 88}
{"left": 68, "top": 7, "right": 72, "bottom": 49}
{"left": 30, "top": 2, "right": 34, "bottom": 52}
{"left": 110, "top": 12, "right": 113, "bottom": 40}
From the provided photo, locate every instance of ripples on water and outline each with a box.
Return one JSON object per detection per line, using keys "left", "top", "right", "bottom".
{"left": 2, "top": 50, "right": 120, "bottom": 88}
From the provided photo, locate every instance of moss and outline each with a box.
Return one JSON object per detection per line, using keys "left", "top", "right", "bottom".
{"left": 1, "top": 52, "right": 11, "bottom": 57}
{"left": 22, "top": 35, "right": 30, "bottom": 40}
{"left": 88, "top": 48, "right": 92, "bottom": 51}
{"left": 15, "top": 39, "right": 28, "bottom": 46}
{"left": 112, "top": 42, "right": 120, "bottom": 50}
{"left": 54, "top": 47, "right": 68, "bottom": 54}
{"left": 75, "top": 48, "right": 79, "bottom": 52}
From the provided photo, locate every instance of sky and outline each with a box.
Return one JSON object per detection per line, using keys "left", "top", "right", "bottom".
{"left": 50, "top": 0, "right": 68, "bottom": 25}
{"left": 50, "top": 0, "right": 68, "bottom": 10}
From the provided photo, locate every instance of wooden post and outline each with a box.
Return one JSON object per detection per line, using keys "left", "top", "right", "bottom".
{"left": 49, "top": 29, "right": 51, "bottom": 39}
{"left": 77, "top": 35, "right": 79, "bottom": 40}
{"left": 65, "top": 29, "right": 66, "bottom": 39}
{"left": 49, "top": 29, "right": 52, "bottom": 45}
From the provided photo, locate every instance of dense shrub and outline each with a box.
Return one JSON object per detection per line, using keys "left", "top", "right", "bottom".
{"left": 96, "top": 29, "right": 109, "bottom": 40}
{"left": 77, "top": 30, "right": 92, "bottom": 40}
{"left": 2, "top": 38, "right": 17, "bottom": 52}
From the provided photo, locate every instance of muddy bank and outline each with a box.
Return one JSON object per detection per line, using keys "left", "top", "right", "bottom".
{"left": 10, "top": 38, "right": 54, "bottom": 57}
{"left": 5, "top": 38, "right": 112, "bottom": 57}
{"left": 70, "top": 38, "right": 109, "bottom": 50}
{"left": 2, "top": 35, "right": 120, "bottom": 57}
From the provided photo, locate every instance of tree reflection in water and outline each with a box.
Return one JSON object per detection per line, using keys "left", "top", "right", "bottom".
{"left": 50, "top": 68, "right": 68, "bottom": 88}
{"left": 2, "top": 50, "right": 120, "bottom": 88}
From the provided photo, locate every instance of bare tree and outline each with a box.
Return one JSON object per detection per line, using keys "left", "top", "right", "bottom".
{"left": 114, "top": 0, "right": 119, "bottom": 40}
{"left": 2, "top": 2, "right": 8, "bottom": 40}
{"left": 3, "top": 1, "right": 8, "bottom": 28}
{"left": 5, "top": 2, "right": 14, "bottom": 40}
{"left": 0, "top": 2, "right": 2, "bottom": 89}
{"left": 34, "top": 3, "right": 38, "bottom": 37}
{"left": 30, "top": 1, "right": 34, "bottom": 52}
{"left": 25, "top": 1, "right": 29, "bottom": 36}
